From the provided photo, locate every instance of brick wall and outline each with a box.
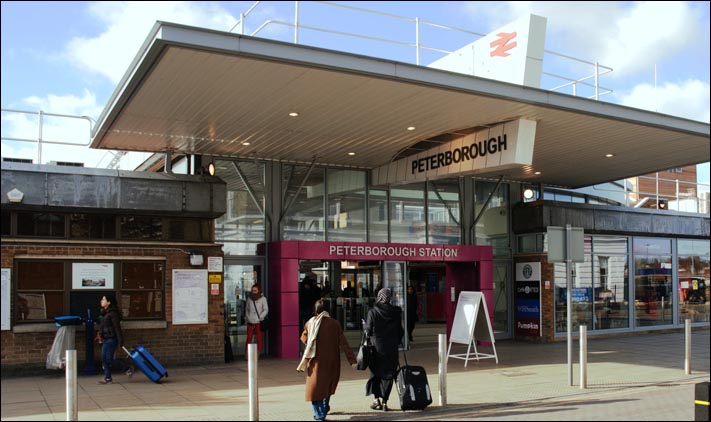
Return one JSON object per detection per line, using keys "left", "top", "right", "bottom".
{"left": 1, "top": 242, "right": 224, "bottom": 374}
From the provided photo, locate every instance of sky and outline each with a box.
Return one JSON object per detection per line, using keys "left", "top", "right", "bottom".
{"left": 1, "top": 1, "right": 709, "bottom": 185}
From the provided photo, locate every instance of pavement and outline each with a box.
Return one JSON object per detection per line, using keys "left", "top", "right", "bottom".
{"left": 1, "top": 325, "right": 709, "bottom": 421}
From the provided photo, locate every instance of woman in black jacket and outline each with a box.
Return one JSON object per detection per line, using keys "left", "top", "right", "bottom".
{"left": 96, "top": 293, "right": 133, "bottom": 384}
{"left": 364, "top": 288, "right": 404, "bottom": 411}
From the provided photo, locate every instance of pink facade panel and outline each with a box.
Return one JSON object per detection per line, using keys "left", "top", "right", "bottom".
{"left": 277, "top": 325, "right": 301, "bottom": 359}
{"left": 280, "top": 292, "right": 299, "bottom": 327}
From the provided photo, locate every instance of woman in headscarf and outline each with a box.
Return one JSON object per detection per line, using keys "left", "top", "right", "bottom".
{"left": 364, "top": 287, "right": 404, "bottom": 411}
{"left": 298, "top": 300, "right": 357, "bottom": 421}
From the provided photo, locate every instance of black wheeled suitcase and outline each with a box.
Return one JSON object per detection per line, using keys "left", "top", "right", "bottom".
{"left": 123, "top": 345, "right": 168, "bottom": 383}
{"left": 396, "top": 352, "right": 432, "bottom": 411}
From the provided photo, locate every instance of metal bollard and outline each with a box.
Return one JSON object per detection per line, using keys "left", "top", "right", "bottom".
{"left": 685, "top": 319, "right": 691, "bottom": 375}
{"left": 438, "top": 333, "right": 447, "bottom": 406}
{"left": 66, "top": 350, "right": 78, "bottom": 421}
{"left": 248, "top": 343, "right": 259, "bottom": 421}
{"left": 579, "top": 325, "right": 587, "bottom": 389}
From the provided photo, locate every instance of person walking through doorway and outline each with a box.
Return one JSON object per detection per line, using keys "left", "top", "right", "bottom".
{"left": 298, "top": 299, "right": 357, "bottom": 421}
{"left": 406, "top": 285, "right": 418, "bottom": 342}
{"left": 364, "top": 288, "right": 403, "bottom": 411}
{"left": 245, "top": 284, "right": 269, "bottom": 357}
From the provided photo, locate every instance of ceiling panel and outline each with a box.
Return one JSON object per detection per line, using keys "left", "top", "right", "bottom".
{"left": 93, "top": 27, "right": 709, "bottom": 189}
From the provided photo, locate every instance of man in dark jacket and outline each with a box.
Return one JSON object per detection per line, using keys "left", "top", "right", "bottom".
{"left": 364, "top": 288, "right": 404, "bottom": 411}
{"left": 96, "top": 293, "right": 133, "bottom": 384}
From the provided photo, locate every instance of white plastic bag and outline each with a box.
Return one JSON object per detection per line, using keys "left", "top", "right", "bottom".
{"left": 46, "top": 326, "right": 76, "bottom": 369}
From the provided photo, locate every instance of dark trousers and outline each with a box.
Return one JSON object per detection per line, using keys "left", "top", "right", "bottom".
{"left": 368, "top": 376, "right": 394, "bottom": 402}
{"left": 101, "top": 337, "right": 129, "bottom": 380}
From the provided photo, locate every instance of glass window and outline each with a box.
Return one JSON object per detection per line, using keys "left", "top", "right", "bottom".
{"left": 554, "top": 258, "right": 593, "bottom": 333}
{"left": 14, "top": 259, "right": 166, "bottom": 324}
{"left": 69, "top": 213, "right": 116, "bottom": 239}
{"left": 633, "top": 237, "right": 672, "bottom": 255}
{"left": 474, "top": 181, "right": 509, "bottom": 256}
{"left": 282, "top": 165, "right": 325, "bottom": 241}
{"left": 120, "top": 216, "right": 162, "bottom": 240}
{"left": 593, "top": 254, "right": 629, "bottom": 330}
{"left": 17, "top": 212, "right": 65, "bottom": 237}
{"left": 368, "top": 189, "right": 388, "bottom": 243}
{"left": 390, "top": 183, "right": 426, "bottom": 244}
{"left": 215, "top": 160, "right": 266, "bottom": 243}
{"left": 222, "top": 242, "right": 260, "bottom": 256}
{"left": 555, "top": 236, "right": 627, "bottom": 333}
{"left": 518, "top": 234, "right": 544, "bottom": 253}
{"left": 678, "top": 239, "right": 709, "bottom": 323}
{"left": 1, "top": 209, "right": 10, "bottom": 236}
{"left": 427, "top": 179, "right": 460, "bottom": 245}
{"left": 16, "top": 261, "right": 65, "bottom": 322}
{"left": 634, "top": 237, "right": 673, "bottom": 327}
{"left": 166, "top": 218, "right": 210, "bottom": 241}
{"left": 121, "top": 262, "right": 165, "bottom": 318}
{"left": 327, "top": 169, "right": 366, "bottom": 241}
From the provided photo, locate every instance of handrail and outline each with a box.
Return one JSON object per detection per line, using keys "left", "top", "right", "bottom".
{"left": 1, "top": 108, "right": 94, "bottom": 164}
{"left": 236, "top": 1, "right": 615, "bottom": 100}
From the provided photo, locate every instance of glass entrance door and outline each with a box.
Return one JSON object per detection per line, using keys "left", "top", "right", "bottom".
{"left": 383, "top": 261, "right": 408, "bottom": 348}
{"left": 224, "top": 262, "right": 262, "bottom": 361}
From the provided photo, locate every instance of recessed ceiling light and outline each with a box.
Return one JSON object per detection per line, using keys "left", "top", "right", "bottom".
{"left": 534, "top": 171, "right": 541, "bottom": 175}
{"left": 605, "top": 153, "right": 614, "bottom": 158}
{"left": 242, "top": 142, "right": 251, "bottom": 146}
{"left": 407, "top": 126, "right": 416, "bottom": 131}
{"left": 348, "top": 152, "right": 356, "bottom": 156}
{"left": 289, "top": 112, "right": 299, "bottom": 117}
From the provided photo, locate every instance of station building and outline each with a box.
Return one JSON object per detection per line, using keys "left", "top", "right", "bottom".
{"left": 1, "top": 18, "right": 709, "bottom": 372}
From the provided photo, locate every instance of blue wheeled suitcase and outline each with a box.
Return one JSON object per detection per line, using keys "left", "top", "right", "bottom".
{"left": 122, "top": 345, "right": 168, "bottom": 383}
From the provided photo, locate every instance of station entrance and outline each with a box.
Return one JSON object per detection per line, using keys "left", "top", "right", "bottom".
{"left": 264, "top": 241, "right": 493, "bottom": 358}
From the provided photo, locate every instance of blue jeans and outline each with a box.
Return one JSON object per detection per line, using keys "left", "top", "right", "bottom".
{"left": 101, "top": 338, "right": 129, "bottom": 380}
{"left": 311, "top": 395, "right": 330, "bottom": 420}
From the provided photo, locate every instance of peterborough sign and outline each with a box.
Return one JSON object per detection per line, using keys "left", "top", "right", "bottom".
{"left": 372, "top": 119, "right": 536, "bottom": 186}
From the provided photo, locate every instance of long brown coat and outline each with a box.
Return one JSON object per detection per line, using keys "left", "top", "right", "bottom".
{"left": 300, "top": 315, "right": 357, "bottom": 401}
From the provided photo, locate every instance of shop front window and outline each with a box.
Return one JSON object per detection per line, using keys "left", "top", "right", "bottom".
{"left": 592, "top": 237, "right": 629, "bottom": 330}
{"left": 678, "top": 239, "right": 710, "bottom": 323}
{"left": 633, "top": 238, "right": 673, "bottom": 327}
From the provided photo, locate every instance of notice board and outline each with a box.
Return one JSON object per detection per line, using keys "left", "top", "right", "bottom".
{"left": 172, "top": 269, "right": 208, "bottom": 325}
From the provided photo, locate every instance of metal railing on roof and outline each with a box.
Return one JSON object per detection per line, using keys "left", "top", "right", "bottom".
{"left": 231, "top": 1, "right": 613, "bottom": 100}
{"left": 1, "top": 108, "right": 126, "bottom": 168}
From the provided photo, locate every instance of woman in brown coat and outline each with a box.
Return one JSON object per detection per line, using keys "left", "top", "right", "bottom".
{"left": 298, "top": 300, "right": 357, "bottom": 421}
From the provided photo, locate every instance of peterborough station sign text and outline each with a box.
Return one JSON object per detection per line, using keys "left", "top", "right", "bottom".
{"left": 329, "top": 245, "right": 458, "bottom": 258}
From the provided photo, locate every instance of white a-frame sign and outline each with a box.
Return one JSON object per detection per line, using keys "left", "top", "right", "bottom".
{"left": 447, "top": 291, "right": 498, "bottom": 366}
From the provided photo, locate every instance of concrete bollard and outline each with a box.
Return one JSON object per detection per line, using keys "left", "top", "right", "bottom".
{"left": 66, "top": 349, "right": 78, "bottom": 421}
{"left": 579, "top": 325, "right": 587, "bottom": 389}
{"left": 248, "top": 344, "right": 259, "bottom": 421}
{"left": 438, "top": 333, "right": 447, "bottom": 406}
{"left": 685, "top": 319, "right": 691, "bottom": 375}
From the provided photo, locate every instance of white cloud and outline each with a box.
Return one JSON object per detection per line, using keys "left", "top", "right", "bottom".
{"left": 618, "top": 79, "right": 711, "bottom": 123}
{"left": 65, "top": 1, "right": 239, "bottom": 85}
